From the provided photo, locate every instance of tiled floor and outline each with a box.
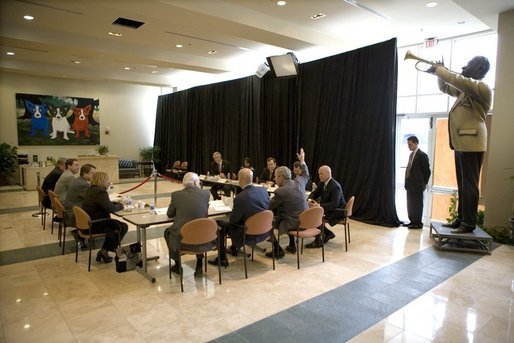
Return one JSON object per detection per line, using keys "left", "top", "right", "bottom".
{"left": 0, "top": 180, "right": 513, "bottom": 342}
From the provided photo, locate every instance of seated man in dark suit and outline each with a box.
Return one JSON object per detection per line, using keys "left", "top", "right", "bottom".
{"left": 165, "top": 172, "right": 210, "bottom": 276}
{"left": 260, "top": 157, "right": 277, "bottom": 184}
{"left": 208, "top": 168, "right": 269, "bottom": 267}
{"left": 267, "top": 166, "right": 308, "bottom": 257}
{"left": 209, "top": 151, "right": 232, "bottom": 200}
{"left": 306, "top": 165, "right": 346, "bottom": 248}
{"left": 41, "top": 157, "right": 66, "bottom": 208}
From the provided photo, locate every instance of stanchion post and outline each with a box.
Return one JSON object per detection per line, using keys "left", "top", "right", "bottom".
{"left": 152, "top": 161, "right": 157, "bottom": 205}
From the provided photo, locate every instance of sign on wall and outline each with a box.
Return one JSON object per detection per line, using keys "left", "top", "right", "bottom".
{"left": 16, "top": 93, "right": 100, "bottom": 146}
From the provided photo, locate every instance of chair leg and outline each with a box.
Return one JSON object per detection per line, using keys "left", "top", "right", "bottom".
{"left": 296, "top": 236, "right": 300, "bottom": 270}
{"left": 178, "top": 255, "right": 184, "bottom": 292}
{"left": 344, "top": 222, "right": 348, "bottom": 252}
{"left": 348, "top": 221, "right": 351, "bottom": 244}
{"left": 321, "top": 226, "right": 325, "bottom": 263}
{"left": 50, "top": 209, "right": 55, "bottom": 234}
{"left": 87, "top": 241, "right": 92, "bottom": 272}
{"left": 169, "top": 257, "right": 172, "bottom": 279}
{"left": 217, "top": 237, "right": 222, "bottom": 285}
{"left": 42, "top": 207, "right": 46, "bottom": 230}
{"left": 270, "top": 233, "right": 275, "bottom": 271}
{"left": 75, "top": 235, "right": 79, "bottom": 262}
{"left": 243, "top": 243, "right": 248, "bottom": 279}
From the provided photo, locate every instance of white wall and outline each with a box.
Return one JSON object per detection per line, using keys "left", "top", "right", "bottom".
{"left": 484, "top": 9, "right": 514, "bottom": 228}
{"left": 0, "top": 72, "right": 168, "bottom": 161}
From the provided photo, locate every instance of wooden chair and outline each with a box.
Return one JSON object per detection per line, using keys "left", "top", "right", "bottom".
{"left": 36, "top": 185, "right": 48, "bottom": 230}
{"left": 172, "top": 218, "right": 221, "bottom": 292}
{"left": 72, "top": 206, "right": 111, "bottom": 271}
{"left": 241, "top": 210, "right": 275, "bottom": 279}
{"left": 49, "top": 194, "right": 73, "bottom": 255}
{"left": 326, "top": 196, "right": 355, "bottom": 251}
{"left": 287, "top": 206, "right": 325, "bottom": 269}
{"left": 47, "top": 190, "right": 62, "bottom": 235}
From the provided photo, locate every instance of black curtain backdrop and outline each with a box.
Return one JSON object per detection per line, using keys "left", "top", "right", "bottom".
{"left": 155, "top": 38, "right": 400, "bottom": 227}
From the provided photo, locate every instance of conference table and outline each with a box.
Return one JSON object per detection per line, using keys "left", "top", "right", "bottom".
{"left": 199, "top": 175, "right": 278, "bottom": 194}
{"left": 121, "top": 201, "right": 232, "bottom": 283}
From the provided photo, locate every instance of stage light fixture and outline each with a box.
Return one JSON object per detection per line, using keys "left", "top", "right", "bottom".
{"left": 266, "top": 52, "right": 299, "bottom": 78}
{"left": 255, "top": 63, "right": 270, "bottom": 78}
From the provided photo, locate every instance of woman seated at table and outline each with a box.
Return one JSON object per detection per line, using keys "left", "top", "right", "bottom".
{"left": 81, "top": 171, "right": 128, "bottom": 263}
{"left": 239, "top": 157, "right": 256, "bottom": 182}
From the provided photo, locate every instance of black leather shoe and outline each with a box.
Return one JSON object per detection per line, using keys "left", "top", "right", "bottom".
{"left": 443, "top": 219, "right": 461, "bottom": 228}
{"left": 305, "top": 240, "right": 321, "bottom": 249}
{"left": 286, "top": 245, "right": 296, "bottom": 254}
{"left": 402, "top": 222, "right": 413, "bottom": 227}
{"left": 408, "top": 224, "right": 423, "bottom": 229}
{"left": 170, "top": 264, "right": 183, "bottom": 275}
{"left": 451, "top": 225, "right": 475, "bottom": 234}
{"left": 96, "top": 251, "right": 113, "bottom": 263}
{"left": 208, "top": 257, "right": 229, "bottom": 268}
{"left": 323, "top": 231, "right": 335, "bottom": 243}
{"left": 265, "top": 248, "right": 284, "bottom": 259}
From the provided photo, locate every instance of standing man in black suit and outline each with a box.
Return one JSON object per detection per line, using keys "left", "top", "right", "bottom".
{"left": 209, "top": 151, "right": 232, "bottom": 200}
{"left": 165, "top": 172, "right": 210, "bottom": 276}
{"left": 404, "top": 136, "right": 431, "bottom": 229}
{"left": 260, "top": 157, "right": 277, "bottom": 184}
{"left": 208, "top": 168, "right": 269, "bottom": 267}
{"left": 306, "top": 165, "right": 346, "bottom": 248}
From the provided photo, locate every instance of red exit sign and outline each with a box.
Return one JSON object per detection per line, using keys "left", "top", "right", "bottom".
{"left": 425, "top": 37, "right": 438, "bottom": 48}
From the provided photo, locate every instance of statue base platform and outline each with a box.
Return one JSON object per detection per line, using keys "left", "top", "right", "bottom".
{"left": 430, "top": 221, "right": 493, "bottom": 255}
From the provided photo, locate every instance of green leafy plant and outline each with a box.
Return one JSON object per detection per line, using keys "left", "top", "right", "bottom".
{"left": 446, "top": 191, "right": 458, "bottom": 224}
{"left": 0, "top": 142, "right": 18, "bottom": 176}
{"left": 139, "top": 146, "right": 160, "bottom": 163}
{"left": 97, "top": 145, "right": 109, "bottom": 155}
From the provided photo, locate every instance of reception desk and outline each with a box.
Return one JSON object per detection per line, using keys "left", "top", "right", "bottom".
{"left": 77, "top": 155, "right": 119, "bottom": 184}
{"left": 19, "top": 155, "right": 119, "bottom": 190}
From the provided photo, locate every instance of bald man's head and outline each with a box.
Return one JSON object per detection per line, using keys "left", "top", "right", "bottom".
{"left": 318, "top": 165, "right": 332, "bottom": 183}
{"left": 238, "top": 168, "right": 253, "bottom": 187}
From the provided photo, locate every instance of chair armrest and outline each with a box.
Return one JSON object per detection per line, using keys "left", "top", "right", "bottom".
{"left": 325, "top": 208, "right": 348, "bottom": 217}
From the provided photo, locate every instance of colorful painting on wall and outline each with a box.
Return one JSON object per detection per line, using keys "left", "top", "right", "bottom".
{"left": 16, "top": 93, "right": 100, "bottom": 146}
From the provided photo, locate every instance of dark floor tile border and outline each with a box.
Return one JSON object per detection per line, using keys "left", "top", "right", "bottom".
{"left": 0, "top": 226, "right": 167, "bottom": 265}
{"left": 211, "top": 245, "right": 497, "bottom": 343}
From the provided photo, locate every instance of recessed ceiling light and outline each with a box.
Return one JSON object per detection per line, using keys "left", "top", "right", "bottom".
{"left": 277, "top": 1, "right": 286, "bottom": 6}
{"left": 151, "top": 70, "right": 158, "bottom": 74}
{"left": 457, "top": 20, "right": 466, "bottom": 25}
{"left": 71, "top": 60, "right": 81, "bottom": 64}
{"left": 23, "top": 15, "right": 34, "bottom": 20}
{"left": 108, "top": 31, "right": 122, "bottom": 37}
{"left": 124, "top": 67, "right": 131, "bottom": 70}
{"left": 426, "top": 2, "right": 437, "bottom": 8}
{"left": 310, "top": 13, "right": 326, "bottom": 20}
{"left": 208, "top": 50, "right": 217, "bottom": 54}
{"left": 6, "top": 51, "right": 15, "bottom": 56}
{"left": 176, "top": 44, "right": 183, "bottom": 48}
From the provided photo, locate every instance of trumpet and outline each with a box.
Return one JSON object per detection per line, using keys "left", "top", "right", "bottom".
{"left": 404, "top": 50, "right": 443, "bottom": 73}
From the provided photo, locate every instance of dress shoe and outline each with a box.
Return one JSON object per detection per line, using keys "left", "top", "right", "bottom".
{"left": 229, "top": 245, "right": 239, "bottom": 256}
{"left": 265, "top": 248, "right": 284, "bottom": 259}
{"left": 170, "top": 264, "right": 183, "bottom": 275}
{"left": 286, "top": 245, "right": 296, "bottom": 254}
{"left": 305, "top": 239, "right": 321, "bottom": 249}
{"left": 402, "top": 222, "right": 413, "bottom": 227}
{"left": 442, "top": 219, "right": 462, "bottom": 228}
{"left": 408, "top": 224, "right": 423, "bottom": 229}
{"left": 323, "top": 230, "right": 335, "bottom": 243}
{"left": 451, "top": 225, "right": 475, "bottom": 234}
{"left": 96, "top": 250, "right": 113, "bottom": 263}
{"left": 208, "top": 257, "right": 229, "bottom": 268}
{"left": 194, "top": 267, "right": 203, "bottom": 277}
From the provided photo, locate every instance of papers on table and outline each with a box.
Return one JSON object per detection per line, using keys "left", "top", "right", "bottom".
{"left": 155, "top": 207, "right": 167, "bottom": 215}
{"left": 109, "top": 193, "right": 121, "bottom": 202}
{"left": 209, "top": 200, "right": 232, "bottom": 213}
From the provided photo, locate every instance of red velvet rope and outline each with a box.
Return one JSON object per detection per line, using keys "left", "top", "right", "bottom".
{"left": 118, "top": 176, "right": 152, "bottom": 194}
{"left": 157, "top": 172, "right": 182, "bottom": 183}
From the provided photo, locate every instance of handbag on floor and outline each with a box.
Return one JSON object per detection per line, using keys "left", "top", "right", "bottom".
{"left": 115, "top": 242, "right": 142, "bottom": 272}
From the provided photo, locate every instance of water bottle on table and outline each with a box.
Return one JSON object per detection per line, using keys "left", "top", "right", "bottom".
{"left": 149, "top": 202, "right": 156, "bottom": 215}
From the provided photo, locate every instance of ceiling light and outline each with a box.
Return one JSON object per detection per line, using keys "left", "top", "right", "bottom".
{"left": 457, "top": 21, "right": 466, "bottom": 25}
{"left": 108, "top": 32, "right": 122, "bottom": 37}
{"left": 6, "top": 51, "right": 15, "bottom": 56}
{"left": 208, "top": 50, "right": 217, "bottom": 54}
{"left": 23, "top": 15, "right": 34, "bottom": 20}
{"left": 176, "top": 44, "right": 183, "bottom": 48}
{"left": 310, "top": 13, "right": 326, "bottom": 20}
{"left": 426, "top": 2, "right": 438, "bottom": 8}
{"left": 152, "top": 70, "right": 158, "bottom": 74}
{"left": 71, "top": 60, "right": 81, "bottom": 64}
{"left": 276, "top": 1, "right": 286, "bottom": 6}
{"left": 124, "top": 67, "right": 131, "bottom": 70}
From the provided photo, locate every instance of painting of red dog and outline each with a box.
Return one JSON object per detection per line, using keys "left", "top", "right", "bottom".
{"left": 16, "top": 93, "right": 100, "bottom": 145}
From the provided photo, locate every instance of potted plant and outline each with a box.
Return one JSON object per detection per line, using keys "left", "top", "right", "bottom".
{"left": 97, "top": 145, "right": 109, "bottom": 155}
{"left": 0, "top": 142, "right": 18, "bottom": 185}
{"left": 139, "top": 146, "right": 160, "bottom": 163}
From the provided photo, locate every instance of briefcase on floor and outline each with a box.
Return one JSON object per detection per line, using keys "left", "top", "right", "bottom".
{"left": 115, "top": 242, "right": 142, "bottom": 272}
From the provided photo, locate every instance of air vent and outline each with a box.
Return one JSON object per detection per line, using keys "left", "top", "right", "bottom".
{"left": 112, "top": 17, "right": 145, "bottom": 29}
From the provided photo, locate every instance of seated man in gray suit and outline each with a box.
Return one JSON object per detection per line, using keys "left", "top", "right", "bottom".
{"left": 208, "top": 168, "right": 269, "bottom": 267}
{"left": 165, "top": 172, "right": 210, "bottom": 276}
{"left": 267, "top": 166, "right": 308, "bottom": 257}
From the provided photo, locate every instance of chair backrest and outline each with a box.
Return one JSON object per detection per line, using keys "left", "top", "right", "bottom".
{"left": 36, "top": 185, "right": 46, "bottom": 203}
{"left": 47, "top": 190, "right": 57, "bottom": 210}
{"left": 173, "top": 160, "right": 181, "bottom": 169}
{"left": 245, "top": 210, "right": 273, "bottom": 235}
{"left": 345, "top": 196, "right": 355, "bottom": 218}
{"left": 73, "top": 206, "right": 91, "bottom": 231}
{"left": 51, "top": 192, "right": 65, "bottom": 218}
{"left": 180, "top": 218, "right": 218, "bottom": 245}
{"left": 180, "top": 161, "right": 188, "bottom": 170}
{"left": 299, "top": 206, "right": 324, "bottom": 229}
